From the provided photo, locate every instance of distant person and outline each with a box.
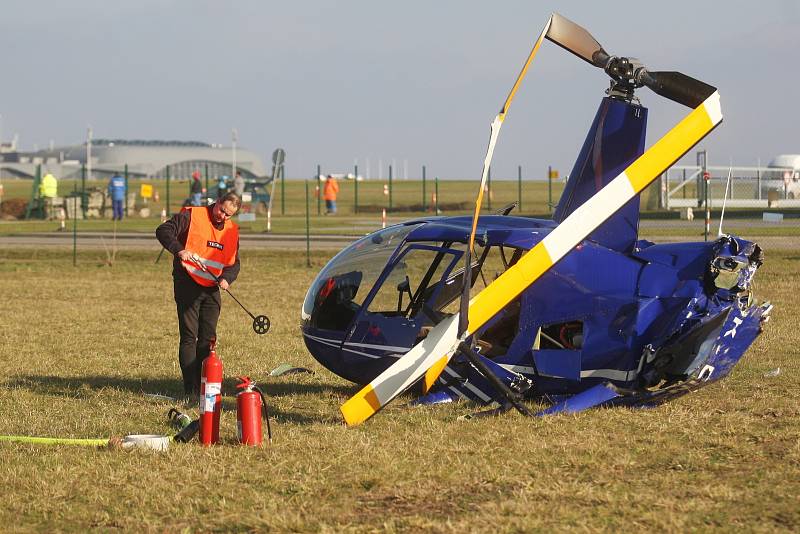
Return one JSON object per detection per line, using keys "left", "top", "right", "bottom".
{"left": 107, "top": 172, "right": 127, "bottom": 220}
{"left": 233, "top": 171, "right": 245, "bottom": 197}
{"left": 323, "top": 174, "right": 339, "bottom": 215}
{"left": 217, "top": 175, "right": 229, "bottom": 199}
{"left": 190, "top": 170, "right": 203, "bottom": 206}
{"left": 155, "top": 192, "right": 242, "bottom": 396}
{"left": 39, "top": 171, "right": 58, "bottom": 220}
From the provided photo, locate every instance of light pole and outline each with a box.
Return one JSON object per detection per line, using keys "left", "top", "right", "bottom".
{"left": 231, "top": 128, "right": 238, "bottom": 180}
{"left": 86, "top": 126, "right": 93, "bottom": 180}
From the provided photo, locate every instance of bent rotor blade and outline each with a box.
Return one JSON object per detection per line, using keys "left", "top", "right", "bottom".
{"left": 341, "top": 92, "right": 723, "bottom": 426}
{"left": 457, "top": 16, "right": 552, "bottom": 338}
{"left": 545, "top": 12, "right": 609, "bottom": 68}
{"left": 640, "top": 71, "right": 717, "bottom": 109}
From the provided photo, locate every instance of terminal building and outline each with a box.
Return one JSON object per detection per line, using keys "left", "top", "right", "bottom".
{"left": 0, "top": 139, "right": 268, "bottom": 181}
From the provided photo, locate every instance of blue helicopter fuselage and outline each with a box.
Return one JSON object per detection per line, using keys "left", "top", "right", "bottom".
{"left": 301, "top": 96, "right": 767, "bottom": 404}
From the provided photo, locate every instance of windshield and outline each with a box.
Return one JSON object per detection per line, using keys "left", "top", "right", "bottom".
{"left": 301, "top": 224, "right": 420, "bottom": 329}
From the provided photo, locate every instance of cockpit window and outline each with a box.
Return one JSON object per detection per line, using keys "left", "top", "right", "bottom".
{"left": 365, "top": 245, "right": 459, "bottom": 317}
{"left": 302, "top": 224, "right": 420, "bottom": 328}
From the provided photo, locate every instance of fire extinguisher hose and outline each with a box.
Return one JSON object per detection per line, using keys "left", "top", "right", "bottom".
{"left": 253, "top": 385, "right": 273, "bottom": 444}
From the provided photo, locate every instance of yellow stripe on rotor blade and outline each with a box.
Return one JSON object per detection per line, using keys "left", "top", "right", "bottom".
{"left": 467, "top": 244, "right": 554, "bottom": 332}
{"left": 340, "top": 314, "right": 460, "bottom": 426}
{"left": 501, "top": 16, "right": 553, "bottom": 115}
{"left": 340, "top": 384, "right": 382, "bottom": 427}
{"left": 422, "top": 354, "right": 451, "bottom": 394}
{"left": 626, "top": 92, "right": 721, "bottom": 193}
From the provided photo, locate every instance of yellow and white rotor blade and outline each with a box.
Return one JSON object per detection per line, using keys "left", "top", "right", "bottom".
{"left": 459, "top": 16, "right": 552, "bottom": 337}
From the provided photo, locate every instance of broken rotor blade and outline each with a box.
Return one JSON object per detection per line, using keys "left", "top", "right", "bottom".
{"left": 457, "top": 16, "right": 552, "bottom": 338}
{"left": 545, "top": 12, "right": 610, "bottom": 68}
{"left": 639, "top": 70, "right": 717, "bottom": 109}
{"left": 341, "top": 91, "right": 723, "bottom": 426}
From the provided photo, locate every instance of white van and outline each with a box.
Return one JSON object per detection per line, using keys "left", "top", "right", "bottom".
{"left": 767, "top": 154, "right": 800, "bottom": 199}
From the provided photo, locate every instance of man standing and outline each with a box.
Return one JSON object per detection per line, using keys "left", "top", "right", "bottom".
{"left": 39, "top": 171, "right": 58, "bottom": 220}
{"left": 108, "top": 172, "right": 126, "bottom": 220}
{"left": 233, "top": 171, "right": 245, "bottom": 197}
{"left": 190, "top": 170, "right": 203, "bottom": 206}
{"left": 323, "top": 174, "right": 339, "bottom": 215}
{"left": 156, "top": 192, "right": 242, "bottom": 395}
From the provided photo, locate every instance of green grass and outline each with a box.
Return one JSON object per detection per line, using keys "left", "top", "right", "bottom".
{"left": 0, "top": 244, "right": 798, "bottom": 531}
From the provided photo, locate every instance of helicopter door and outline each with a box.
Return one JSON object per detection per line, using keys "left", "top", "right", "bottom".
{"left": 343, "top": 244, "right": 462, "bottom": 361}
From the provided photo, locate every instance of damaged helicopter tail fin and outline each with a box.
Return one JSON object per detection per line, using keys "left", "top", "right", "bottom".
{"left": 554, "top": 97, "right": 648, "bottom": 253}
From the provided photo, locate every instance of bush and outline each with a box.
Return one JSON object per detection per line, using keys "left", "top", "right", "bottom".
{"left": 0, "top": 198, "right": 28, "bottom": 219}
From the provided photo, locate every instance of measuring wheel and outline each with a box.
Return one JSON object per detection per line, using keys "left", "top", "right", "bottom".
{"left": 253, "top": 315, "right": 271, "bottom": 335}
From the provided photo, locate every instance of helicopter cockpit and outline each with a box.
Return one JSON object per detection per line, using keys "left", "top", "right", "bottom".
{"left": 301, "top": 219, "right": 546, "bottom": 383}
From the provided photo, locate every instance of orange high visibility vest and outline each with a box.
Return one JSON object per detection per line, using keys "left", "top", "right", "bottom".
{"left": 180, "top": 206, "right": 239, "bottom": 287}
{"left": 323, "top": 178, "right": 339, "bottom": 200}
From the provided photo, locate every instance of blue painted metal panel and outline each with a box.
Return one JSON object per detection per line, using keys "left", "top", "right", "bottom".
{"left": 536, "top": 383, "right": 622, "bottom": 415}
{"left": 554, "top": 97, "right": 648, "bottom": 253}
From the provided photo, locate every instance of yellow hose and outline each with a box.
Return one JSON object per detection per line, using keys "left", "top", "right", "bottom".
{"left": 0, "top": 435, "right": 110, "bottom": 447}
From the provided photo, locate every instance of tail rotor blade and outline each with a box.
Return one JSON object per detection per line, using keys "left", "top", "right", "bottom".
{"left": 546, "top": 12, "right": 610, "bottom": 68}
{"left": 640, "top": 70, "right": 717, "bottom": 109}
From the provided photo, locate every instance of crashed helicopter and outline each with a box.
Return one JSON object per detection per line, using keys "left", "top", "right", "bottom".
{"left": 301, "top": 13, "right": 772, "bottom": 425}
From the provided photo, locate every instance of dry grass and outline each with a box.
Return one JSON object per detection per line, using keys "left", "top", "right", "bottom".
{"left": 0, "top": 244, "right": 798, "bottom": 532}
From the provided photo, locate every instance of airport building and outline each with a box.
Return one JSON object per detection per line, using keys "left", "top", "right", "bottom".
{"left": 0, "top": 139, "right": 267, "bottom": 181}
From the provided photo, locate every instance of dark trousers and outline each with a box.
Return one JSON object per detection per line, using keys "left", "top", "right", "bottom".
{"left": 174, "top": 277, "right": 222, "bottom": 394}
{"left": 112, "top": 199, "right": 124, "bottom": 220}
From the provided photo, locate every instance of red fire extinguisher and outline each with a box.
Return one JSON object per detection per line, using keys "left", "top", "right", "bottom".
{"left": 199, "top": 339, "right": 223, "bottom": 446}
{"left": 235, "top": 376, "right": 273, "bottom": 446}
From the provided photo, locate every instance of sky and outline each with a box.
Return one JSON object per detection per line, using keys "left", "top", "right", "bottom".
{"left": 2, "top": 1, "right": 799, "bottom": 179}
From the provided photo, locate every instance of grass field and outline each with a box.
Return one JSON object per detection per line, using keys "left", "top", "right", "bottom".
{"left": 0, "top": 242, "right": 798, "bottom": 531}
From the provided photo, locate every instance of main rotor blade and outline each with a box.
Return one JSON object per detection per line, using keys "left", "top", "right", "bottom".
{"left": 545, "top": 12, "right": 610, "bottom": 68}
{"left": 640, "top": 70, "right": 717, "bottom": 109}
{"left": 341, "top": 91, "right": 723, "bottom": 426}
{"left": 457, "top": 17, "right": 552, "bottom": 337}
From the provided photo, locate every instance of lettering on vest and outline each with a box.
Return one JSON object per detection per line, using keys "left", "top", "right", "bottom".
{"left": 207, "top": 240, "right": 224, "bottom": 250}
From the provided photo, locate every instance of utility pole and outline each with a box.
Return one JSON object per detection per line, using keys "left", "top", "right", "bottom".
{"left": 86, "top": 126, "right": 92, "bottom": 181}
{"left": 231, "top": 128, "right": 238, "bottom": 180}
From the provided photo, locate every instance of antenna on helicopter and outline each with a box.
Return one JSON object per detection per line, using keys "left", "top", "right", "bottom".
{"left": 718, "top": 165, "right": 734, "bottom": 237}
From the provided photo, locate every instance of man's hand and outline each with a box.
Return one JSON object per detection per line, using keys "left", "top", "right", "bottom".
{"left": 218, "top": 279, "right": 230, "bottom": 291}
{"left": 177, "top": 249, "right": 194, "bottom": 262}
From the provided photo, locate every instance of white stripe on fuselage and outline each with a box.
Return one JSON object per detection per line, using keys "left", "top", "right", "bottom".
{"left": 499, "top": 364, "right": 638, "bottom": 382}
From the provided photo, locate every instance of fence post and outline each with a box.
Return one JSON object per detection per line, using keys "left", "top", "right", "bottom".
{"left": 354, "top": 163, "right": 359, "bottom": 214}
{"left": 435, "top": 175, "right": 439, "bottom": 215}
{"left": 316, "top": 164, "right": 321, "bottom": 215}
{"left": 305, "top": 178, "right": 311, "bottom": 267}
{"left": 517, "top": 165, "right": 522, "bottom": 212}
{"left": 697, "top": 150, "right": 709, "bottom": 242}
{"left": 757, "top": 165, "right": 761, "bottom": 200}
{"left": 124, "top": 164, "right": 129, "bottom": 216}
{"left": 81, "top": 163, "right": 87, "bottom": 218}
{"left": 280, "top": 162, "right": 285, "bottom": 215}
{"left": 204, "top": 163, "right": 209, "bottom": 203}
{"left": 166, "top": 165, "right": 171, "bottom": 216}
{"left": 422, "top": 165, "right": 427, "bottom": 212}
{"left": 547, "top": 165, "right": 553, "bottom": 213}
{"left": 389, "top": 164, "right": 393, "bottom": 211}
{"left": 72, "top": 177, "right": 78, "bottom": 265}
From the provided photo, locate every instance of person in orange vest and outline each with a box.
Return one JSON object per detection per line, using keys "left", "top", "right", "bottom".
{"left": 323, "top": 174, "right": 339, "bottom": 214}
{"left": 156, "top": 192, "right": 242, "bottom": 396}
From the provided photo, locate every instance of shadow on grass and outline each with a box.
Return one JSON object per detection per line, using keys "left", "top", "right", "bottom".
{"left": 12, "top": 374, "right": 357, "bottom": 426}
